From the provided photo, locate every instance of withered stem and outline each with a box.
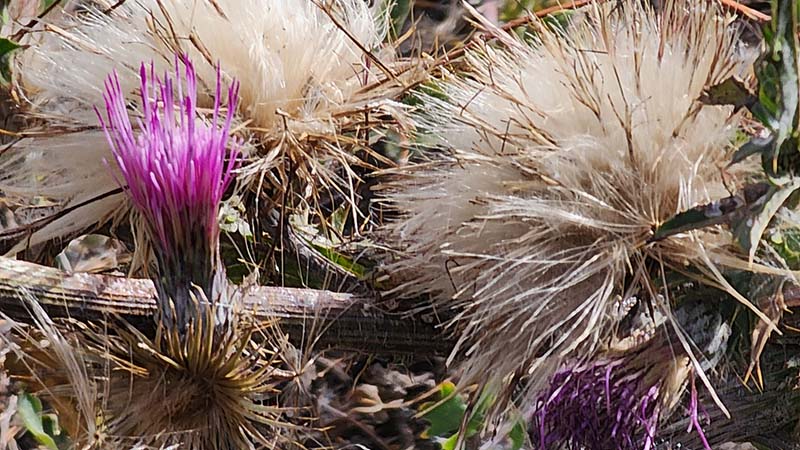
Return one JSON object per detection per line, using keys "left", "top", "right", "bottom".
{"left": 0, "top": 256, "right": 451, "bottom": 356}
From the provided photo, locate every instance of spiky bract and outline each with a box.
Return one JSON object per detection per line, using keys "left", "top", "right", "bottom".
{"left": 2, "top": 294, "right": 301, "bottom": 450}
{"left": 95, "top": 307, "right": 294, "bottom": 450}
{"left": 379, "top": 0, "right": 763, "bottom": 413}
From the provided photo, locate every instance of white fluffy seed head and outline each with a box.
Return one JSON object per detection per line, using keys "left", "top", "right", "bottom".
{"left": 379, "top": 0, "right": 759, "bottom": 413}
{"left": 2, "top": 0, "right": 390, "bottom": 254}
{"left": 19, "top": 0, "right": 384, "bottom": 131}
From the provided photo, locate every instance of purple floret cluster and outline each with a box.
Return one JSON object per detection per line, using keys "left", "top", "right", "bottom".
{"left": 99, "top": 56, "right": 240, "bottom": 255}
{"left": 532, "top": 358, "right": 661, "bottom": 450}
{"left": 97, "top": 55, "right": 241, "bottom": 325}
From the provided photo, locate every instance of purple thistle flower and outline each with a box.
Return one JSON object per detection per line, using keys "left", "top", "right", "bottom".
{"left": 97, "top": 56, "right": 241, "bottom": 327}
{"left": 531, "top": 357, "right": 662, "bottom": 450}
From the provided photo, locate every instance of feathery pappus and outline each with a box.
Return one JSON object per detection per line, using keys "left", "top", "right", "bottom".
{"left": 377, "top": 0, "right": 783, "bottom": 423}
{"left": 1, "top": 0, "right": 416, "bottom": 260}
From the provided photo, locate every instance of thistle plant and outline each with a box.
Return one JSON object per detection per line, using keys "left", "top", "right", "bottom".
{"left": 4, "top": 288, "right": 300, "bottom": 450}
{"left": 531, "top": 298, "right": 732, "bottom": 449}
{"left": 532, "top": 352, "right": 712, "bottom": 450}
{"left": 2, "top": 0, "right": 401, "bottom": 261}
{"left": 97, "top": 56, "right": 241, "bottom": 328}
{"left": 532, "top": 356, "right": 662, "bottom": 450}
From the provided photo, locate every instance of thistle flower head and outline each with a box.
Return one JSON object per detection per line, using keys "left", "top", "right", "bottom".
{"left": 4, "top": 289, "right": 300, "bottom": 450}
{"left": 379, "top": 0, "right": 764, "bottom": 418}
{"left": 100, "top": 56, "right": 240, "bottom": 252}
{"left": 532, "top": 340, "right": 718, "bottom": 450}
{"left": 98, "top": 56, "right": 240, "bottom": 324}
{"left": 3, "top": 0, "right": 397, "bottom": 256}
{"left": 532, "top": 357, "right": 662, "bottom": 450}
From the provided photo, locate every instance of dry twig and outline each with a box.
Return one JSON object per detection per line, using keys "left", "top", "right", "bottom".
{"left": 0, "top": 257, "right": 450, "bottom": 356}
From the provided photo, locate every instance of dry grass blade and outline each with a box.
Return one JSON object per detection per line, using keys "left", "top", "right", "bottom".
{"left": 1, "top": 291, "right": 101, "bottom": 448}
{"left": 718, "top": 0, "right": 770, "bottom": 22}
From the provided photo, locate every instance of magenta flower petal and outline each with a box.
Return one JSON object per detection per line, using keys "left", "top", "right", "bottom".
{"left": 97, "top": 55, "right": 241, "bottom": 326}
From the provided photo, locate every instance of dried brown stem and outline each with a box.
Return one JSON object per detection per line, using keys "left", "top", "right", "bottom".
{"left": 0, "top": 257, "right": 451, "bottom": 356}
{"left": 718, "top": 0, "right": 770, "bottom": 22}
{"left": 500, "top": 0, "right": 597, "bottom": 31}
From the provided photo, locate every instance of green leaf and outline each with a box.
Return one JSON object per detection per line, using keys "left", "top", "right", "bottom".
{"left": 756, "top": 63, "right": 780, "bottom": 125}
{"left": 0, "top": 37, "right": 21, "bottom": 84}
{"left": 464, "top": 387, "right": 495, "bottom": 435}
{"left": 329, "top": 205, "right": 349, "bottom": 235}
{"left": 219, "top": 195, "right": 253, "bottom": 240}
{"left": 0, "top": 38, "right": 20, "bottom": 56}
{"left": 734, "top": 179, "right": 800, "bottom": 262}
{"left": 41, "top": 0, "right": 60, "bottom": 10}
{"left": 309, "top": 243, "right": 367, "bottom": 278}
{"left": 419, "top": 382, "right": 527, "bottom": 448}
{"left": 652, "top": 182, "right": 779, "bottom": 244}
{"left": 41, "top": 413, "right": 63, "bottom": 441}
{"left": 509, "top": 419, "right": 526, "bottom": 450}
{"left": 17, "top": 393, "right": 59, "bottom": 450}
{"left": 500, "top": 0, "right": 534, "bottom": 22}
{"left": 701, "top": 76, "right": 756, "bottom": 110}
{"left": 405, "top": 80, "right": 448, "bottom": 107}
{"left": 769, "top": 226, "right": 800, "bottom": 269}
{"left": 752, "top": 0, "right": 800, "bottom": 175}
{"left": 388, "top": 0, "right": 411, "bottom": 38}
{"left": 438, "top": 433, "right": 459, "bottom": 450}
{"left": 419, "top": 381, "right": 467, "bottom": 438}
{"left": 732, "top": 136, "right": 775, "bottom": 166}
{"left": 651, "top": 196, "right": 746, "bottom": 241}
{"left": 541, "top": 11, "right": 574, "bottom": 33}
